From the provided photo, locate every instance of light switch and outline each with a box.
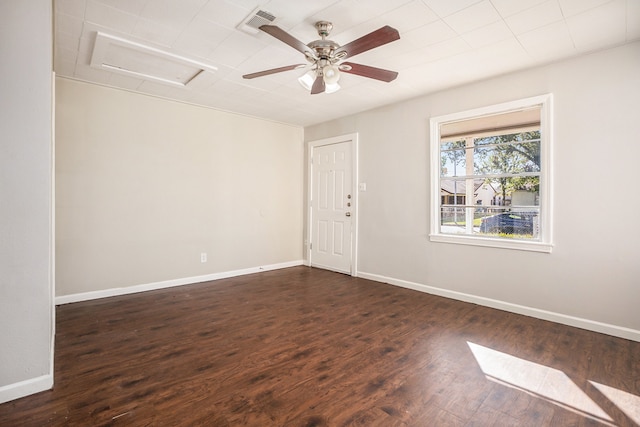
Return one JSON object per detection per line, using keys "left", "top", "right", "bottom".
{"left": 359, "top": 183, "right": 367, "bottom": 191}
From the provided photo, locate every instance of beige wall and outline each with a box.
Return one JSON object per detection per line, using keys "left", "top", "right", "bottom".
{"left": 56, "top": 78, "right": 304, "bottom": 296}
{"left": 305, "top": 41, "right": 640, "bottom": 336}
{"left": 0, "top": 0, "right": 54, "bottom": 402}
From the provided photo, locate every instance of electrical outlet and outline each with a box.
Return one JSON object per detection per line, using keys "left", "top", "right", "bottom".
{"left": 200, "top": 253, "right": 207, "bottom": 263}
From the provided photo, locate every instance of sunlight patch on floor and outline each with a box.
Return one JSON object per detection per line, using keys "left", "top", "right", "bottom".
{"left": 590, "top": 380, "right": 640, "bottom": 425}
{"left": 467, "top": 342, "right": 614, "bottom": 424}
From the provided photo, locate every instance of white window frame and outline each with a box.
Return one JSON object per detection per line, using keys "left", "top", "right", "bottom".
{"left": 429, "top": 94, "right": 553, "bottom": 253}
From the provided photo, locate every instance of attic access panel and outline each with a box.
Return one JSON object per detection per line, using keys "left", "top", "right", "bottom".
{"left": 90, "top": 32, "right": 217, "bottom": 87}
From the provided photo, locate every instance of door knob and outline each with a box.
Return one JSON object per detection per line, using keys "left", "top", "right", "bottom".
{"left": 345, "top": 212, "right": 351, "bottom": 217}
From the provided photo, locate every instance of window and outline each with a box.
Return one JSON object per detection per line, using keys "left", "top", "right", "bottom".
{"left": 430, "top": 95, "right": 552, "bottom": 252}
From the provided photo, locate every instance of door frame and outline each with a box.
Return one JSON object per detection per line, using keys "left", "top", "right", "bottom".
{"left": 306, "top": 133, "right": 359, "bottom": 276}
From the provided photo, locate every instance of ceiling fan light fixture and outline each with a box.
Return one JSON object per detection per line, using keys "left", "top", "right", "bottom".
{"left": 298, "top": 70, "right": 316, "bottom": 90}
{"left": 322, "top": 64, "right": 340, "bottom": 85}
{"left": 325, "top": 82, "right": 340, "bottom": 94}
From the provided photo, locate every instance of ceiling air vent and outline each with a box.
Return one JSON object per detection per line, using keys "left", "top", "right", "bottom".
{"left": 237, "top": 7, "right": 276, "bottom": 35}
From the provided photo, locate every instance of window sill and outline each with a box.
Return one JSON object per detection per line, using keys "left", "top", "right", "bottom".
{"left": 429, "top": 233, "right": 553, "bottom": 253}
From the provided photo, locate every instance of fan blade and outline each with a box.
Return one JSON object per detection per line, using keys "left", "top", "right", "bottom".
{"left": 259, "top": 25, "right": 312, "bottom": 56}
{"left": 310, "top": 74, "right": 325, "bottom": 94}
{"left": 336, "top": 26, "right": 400, "bottom": 59}
{"left": 341, "top": 62, "right": 398, "bottom": 82}
{"left": 243, "top": 64, "right": 306, "bottom": 79}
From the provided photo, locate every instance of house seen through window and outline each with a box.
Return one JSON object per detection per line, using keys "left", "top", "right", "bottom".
{"left": 430, "top": 95, "right": 552, "bottom": 252}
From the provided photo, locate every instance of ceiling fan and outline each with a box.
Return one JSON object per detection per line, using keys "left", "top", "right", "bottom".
{"left": 242, "top": 21, "right": 400, "bottom": 94}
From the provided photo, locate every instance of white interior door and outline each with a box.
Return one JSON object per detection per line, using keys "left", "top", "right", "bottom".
{"left": 310, "top": 140, "right": 353, "bottom": 274}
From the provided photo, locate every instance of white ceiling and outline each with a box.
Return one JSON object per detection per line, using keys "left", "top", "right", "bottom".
{"left": 54, "top": 0, "right": 640, "bottom": 127}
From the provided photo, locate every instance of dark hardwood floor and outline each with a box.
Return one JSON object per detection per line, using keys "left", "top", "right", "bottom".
{"left": 1, "top": 266, "right": 638, "bottom": 426}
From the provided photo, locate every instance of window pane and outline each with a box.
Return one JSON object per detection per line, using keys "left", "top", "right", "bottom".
{"left": 440, "top": 179, "right": 467, "bottom": 205}
{"left": 479, "top": 177, "right": 540, "bottom": 207}
{"left": 474, "top": 141, "right": 540, "bottom": 175}
{"left": 440, "top": 148, "right": 466, "bottom": 177}
{"left": 475, "top": 207, "right": 540, "bottom": 239}
{"left": 441, "top": 139, "right": 467, "bottom": 178}
{"left": 440, "top": 206, "right": 467, "bottom": 234}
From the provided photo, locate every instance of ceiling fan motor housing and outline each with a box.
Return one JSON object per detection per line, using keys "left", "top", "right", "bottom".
{"left": 307, "top": 39, "right": 340, "bottom": 61}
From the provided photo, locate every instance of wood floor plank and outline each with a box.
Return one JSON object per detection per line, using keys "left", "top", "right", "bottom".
{"left": 0, "top": 266, "right": 638, "bottom": 426}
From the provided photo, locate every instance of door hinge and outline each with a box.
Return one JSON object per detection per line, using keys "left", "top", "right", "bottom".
{"left": 310, "top": 242, "right": 312, "bottom": 250}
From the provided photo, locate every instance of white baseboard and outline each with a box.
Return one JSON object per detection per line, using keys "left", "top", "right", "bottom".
{"left": 0, "top": 374, "right": 53, "bottom": 404}
{"left": 358, "top": 271, "right": 640, "bottom": 343}
{"left": 56, "top": 260, "right": 304, "bottom": 305}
